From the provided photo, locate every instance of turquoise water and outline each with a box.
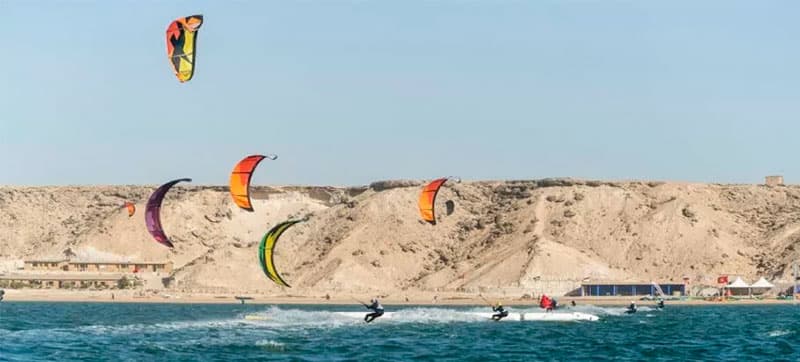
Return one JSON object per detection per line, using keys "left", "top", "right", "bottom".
{"left": 1, "top": 302, "right": 799, "bottom": 361}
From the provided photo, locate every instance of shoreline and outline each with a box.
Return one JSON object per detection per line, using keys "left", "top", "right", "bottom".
{"left": 2, "top": 289, "right": 797, "bottom": 306}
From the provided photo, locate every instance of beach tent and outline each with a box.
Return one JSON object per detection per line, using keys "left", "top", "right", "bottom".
{"left": 750, "top": 277, "right": 775, "bottom": 295}
{"left": 726, "top": 277, "right": 751, "bottom": 296}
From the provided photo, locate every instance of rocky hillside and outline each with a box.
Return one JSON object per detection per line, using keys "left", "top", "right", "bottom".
{"left": 1, "top": 179, "right": 799, "bottom": 296}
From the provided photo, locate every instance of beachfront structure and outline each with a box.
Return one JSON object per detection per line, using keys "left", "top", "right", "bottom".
{"left": 725, "top": 276, "right": 751, "bottom": 296}
{"left": 724, "top": 276, "right": 776, "bottom": 296}
{"left": 765, "top": 175, "right": 784, "bottom": 186}
{"left": 24, "top": 259, "right": 173, "bottom": 274}
{"left": 0, "top": 273, "right": 128, "bottom": 289}
{"left": 580, "top": 281, "right": 686, "bottom": 297}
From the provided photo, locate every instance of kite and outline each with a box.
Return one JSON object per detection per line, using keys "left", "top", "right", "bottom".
{"left": 124, "top": 202, "right": 136, "bottom": 217}
{"left": 166, "top": 14, "right": 204, "bottom": 82}
{"left": 418, "top": 177, "right": 459, "bottom": 225}
{"left": 145, "top": 178, "right": 192, "bottom": 248}
{"left": 258, "top": 219, "right": 303, "bottom": 288}
{"left": 229, "top": 154, "right": 278, "bottom": 211}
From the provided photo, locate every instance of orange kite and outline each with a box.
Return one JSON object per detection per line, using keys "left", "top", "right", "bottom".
{"left": 418, "top": 178, "right": 449, "bottom": 225}
{"left": 229, "top": 154, "right": 278, "bottom": 211}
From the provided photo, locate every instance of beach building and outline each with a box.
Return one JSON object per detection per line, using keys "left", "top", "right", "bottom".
{"left": 0, "top": 258, "right": 173, "bottom": 290}
{"left": 725, "top": 276, "right": 751, "bottom": 296}
{"left": 723, "top": 276, "right": 776, "bottom": 296}
{"left": 765, "top": 175, "right": 784, "bottom": 186}
{"left": 750, "top": 277, "right": 775, "bottom": 295}
{"left": 580, "top": 281, "right": 686, "bottom": 297}
{"left": 24, "top": 259, "right": 173, "bottom": 274}
{"left": 0, "top": 273, "right": 125, "bottom": 289}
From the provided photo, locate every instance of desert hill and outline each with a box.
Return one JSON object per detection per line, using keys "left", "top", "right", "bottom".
{"left": 1, "top": 179, "right": 799, "bottom": 297}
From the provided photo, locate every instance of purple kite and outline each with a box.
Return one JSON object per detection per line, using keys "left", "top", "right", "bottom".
{"left": 145, "top": 178, "right": 192, "bottom": 248}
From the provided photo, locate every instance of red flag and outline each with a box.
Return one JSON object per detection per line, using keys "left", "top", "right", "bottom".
{"left": 717, "top": 275, "right": 728, "bottom": 284}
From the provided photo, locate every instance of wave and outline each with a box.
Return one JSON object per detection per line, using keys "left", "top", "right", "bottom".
{"left": 767, "top": 330, "right": 791, "bottom": 337}
{"left": 255, "top": 339, "right": 286, "bottom": 352}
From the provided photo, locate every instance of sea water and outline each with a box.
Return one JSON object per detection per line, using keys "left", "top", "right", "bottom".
{"left": 1, "top": 302, "right": 799, "bottom": 361}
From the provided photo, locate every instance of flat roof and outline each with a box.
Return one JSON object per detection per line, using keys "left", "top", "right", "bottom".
{"left": 582, "top": 281, "right": 686, "bottom": 286}
{"left": 68, "top": 261, "right": 171, "bottom": 265}
{"left": 24, "top": 259, "right": 68, "bottom": 263}
{"left": 25, "top": 260, "right": 170, "bottom": 265}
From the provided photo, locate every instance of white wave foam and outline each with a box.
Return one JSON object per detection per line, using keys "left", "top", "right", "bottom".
{"left": 0, "top": 317, "right": 261, "bottom": 340}
{"left": 767, "top": 330, "right": 791, "bottom": 337}
{"left": 256, "top": 339, "right": 286, "bottom": 351}
{"left": 243, "top": 306, "right": 598, "bottom": 326}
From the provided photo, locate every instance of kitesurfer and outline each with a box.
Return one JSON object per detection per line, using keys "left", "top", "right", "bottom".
{"left": 539, "top": 294, "right": 554, "bottom": 312}
{"left": 657, "top": 299, "right": 665, "bottom": 309}
{"left": 364, "top": 298, "right": 384, "bottom": 323}
{"left": 491, "top": 302, "right": 509, "bottom": 321}
{"left": 626, "top": 301, "right": 637, "bottom": 314}
{"left": 0, "top": 289, "right": 4, "bottom": 302}
{"left": 570, "top": 300, "right": 577, "bottom": 307}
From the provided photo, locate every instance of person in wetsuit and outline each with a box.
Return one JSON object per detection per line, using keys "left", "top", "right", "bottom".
{"left": 364, "top": 298, "right": 385, "bottom": 323}
{"left": 657, "top": 299, "right": 665, "bottom": 309}
{"left": 491, "top": 302, "right": 509, "bottom": 321}
{"left": 626, "top": 301, "right": 638, "bottom": 314}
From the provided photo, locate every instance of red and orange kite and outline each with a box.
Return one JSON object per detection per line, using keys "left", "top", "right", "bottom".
{"left": 418, "top": 178, "right": 458, "bottom": 225}
{"left": 229, "top": 154, "right": 278, "bottom": 211}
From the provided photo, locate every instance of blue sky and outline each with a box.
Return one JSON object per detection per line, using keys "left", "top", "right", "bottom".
{"left": 1, "top": 1, "right": 798, "bottom": 186}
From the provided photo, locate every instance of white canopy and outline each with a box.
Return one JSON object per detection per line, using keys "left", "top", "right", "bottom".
{"left": 751, "top": 277, "right": 775, "bottom": 288}
{"left": 727, "top": 277, "right": 750, "bottom": 288}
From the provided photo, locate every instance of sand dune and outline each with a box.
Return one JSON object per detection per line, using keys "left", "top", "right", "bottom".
{"left": 1, "top": 179, "right": 799, "bottom": 298}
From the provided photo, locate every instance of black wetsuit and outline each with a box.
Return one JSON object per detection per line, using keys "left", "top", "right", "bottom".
{"left": 365, "top": 301, "right": 384, "bottom": 323}
{"left": 657, "top": 300, "right": 665, "bottom": 309}
{"left": 0, "top": 289, "right": 4, "bottom": 302}
{"left": 491, "top": 306, "right": 509, "bottom": 321}
{"left": 626, "top": 304, "right": 637, "bottom": 314}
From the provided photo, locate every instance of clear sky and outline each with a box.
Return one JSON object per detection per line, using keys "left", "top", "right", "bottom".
{"left": 1, "top": 1, "right": 798, "bottom": 186}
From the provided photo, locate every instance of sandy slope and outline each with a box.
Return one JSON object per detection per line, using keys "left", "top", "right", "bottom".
{"left": 1, "top": 179, "right": 799, "bottom": 299}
